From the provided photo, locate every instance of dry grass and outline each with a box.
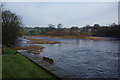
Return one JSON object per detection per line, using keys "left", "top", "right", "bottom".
{"left": 16, "top": 37, "right": 61, "bottom": 54}
{"left": 24, "top": 35, "right": 107, "bottom": 40}
{"left": 84, "top": 36, "right": 107, "bottom": 40}
{"left": 12, "top": 45, "right": 44, "bottom": 54}
{"left": 24, "top": 37, "right": 45, "bottom": 41}
{"left": 12, "top": 45, "right": 44, "bottom": 50}
{"left": 24, "top": 37, "right": 61, "bottom": 44}
{"left": 28, "top": 40, "right": 61, "bottom": 44}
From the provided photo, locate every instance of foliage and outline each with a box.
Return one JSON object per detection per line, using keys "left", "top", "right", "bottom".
{"left": 2, "top": 10, "right": 23, "bottom": 46}
{"left": 82, "top": 23, "right": 120, "bottom": 38}
{"left": 94, "top": 24, "right": 99, "bottom": 27}
{"left": 28, "top": 30, "right": 37, "bottom": 35}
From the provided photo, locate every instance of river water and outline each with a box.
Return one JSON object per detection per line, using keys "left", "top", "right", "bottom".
{"left": 20, "top": 36, "right": 120, "bottom": 78}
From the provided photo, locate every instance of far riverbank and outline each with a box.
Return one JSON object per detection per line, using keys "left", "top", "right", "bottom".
{"left": 24, "top": 35, "right": 115, "bottom": 40}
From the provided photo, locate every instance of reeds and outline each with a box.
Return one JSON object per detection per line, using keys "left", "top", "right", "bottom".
{"left": 24, "top": 37, "right": 61, "bottom": 44}
{"left": 28, "top": 40, "right": 61, "bottom": 44}
{"left": 12, "top": 45, "right": 44, "bottom": 50}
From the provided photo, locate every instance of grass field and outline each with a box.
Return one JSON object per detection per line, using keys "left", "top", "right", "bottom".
{"left": 2, "top": 46, "right": 58, "bottom": 79}
{"left": 2, "top": 54, "right": 58, "bottom": 79}
{"left": 3, "top": 46, "right": 16, "bottom": 54}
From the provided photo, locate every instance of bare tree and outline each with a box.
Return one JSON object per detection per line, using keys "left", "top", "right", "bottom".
{"left": 57, "top": 23, "right": 63, "bottom": 29}
{"left": 0, "top": 2, "right": 4, "bottom": 45}
{"left": 2, "top": 10, "right": 23, "bottom": 46}
{"left": 0, "top": 2, "right": 5, "bottom": 11}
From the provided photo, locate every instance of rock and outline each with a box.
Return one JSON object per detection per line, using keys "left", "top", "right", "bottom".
{"left": 15, "top": 51, "right": 20, "bottom": 54}
{"left": 43, "top": 56, "right": 54, "bottom": 64}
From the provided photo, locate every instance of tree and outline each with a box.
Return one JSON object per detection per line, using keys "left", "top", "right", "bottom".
{"left": 48, "top": 24, "right": 55, "bottom": 32}
{"left": 109, "top": 23, "right": 117, "bottom": 27}
{"left": 28, "top": 30, "right": 36, "bottom": 35}
{"left": 0, "top": 2, "right": 5, "bottom": 11}
{"left": 0, "top": 2, "right": 5, "bottom": 45}
{"left": 57, "top": 23, "right": 63, "bottom": 29}
{"left": 2, "top": 10, "right": 23, "bottom": 46}
{"left": 94, "top": 24, "right": 100, "bottom": 27}
{"left": 56, "top": 23, "right": 63, "bottom": 36}
{"left": 85, "top": 24, "right": 91, "bottom": 28}
{"left": 70, "top": 26, "right": 79, "bottom": 30}
{"left": 48, "top": 24, "right": 55, "bottom": 28}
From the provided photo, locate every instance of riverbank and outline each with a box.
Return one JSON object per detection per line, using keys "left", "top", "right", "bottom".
{"left": 25, "top": 35, "right": 110, "bottom": 40}
{"left": 2, "top": 46, "right": 58, "bottom": 79}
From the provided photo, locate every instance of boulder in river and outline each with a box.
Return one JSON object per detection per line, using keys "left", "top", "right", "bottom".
{"left": 43, "top": 56, "right": 54, "bottom": 64}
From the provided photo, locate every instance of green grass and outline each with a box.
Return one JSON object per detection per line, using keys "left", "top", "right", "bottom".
{"left": 2, "top": 46, "right": 58, "bottom": 80}
{"left": 2, "top": 46, "right": 58, "bottom": 79}
{"left": 3, "top": 54, "right": 58, "bottom": 79}
{"left": 3, "top": 46, "right": 16, "bottom": 54}
{"left": 0, "top": 55, "right": 1, "bottom": 79}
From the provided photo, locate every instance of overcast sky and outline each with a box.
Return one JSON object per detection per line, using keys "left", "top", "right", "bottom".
{"left": 5, "top": 2, "right": 118, "bottom": 28}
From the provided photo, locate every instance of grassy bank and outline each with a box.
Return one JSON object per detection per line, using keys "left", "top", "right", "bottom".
{"left": 3, "top": 46, "right": 16, "bottom": 54}
{"left": 2, "top": 47, "right": 58, "bottom": 79}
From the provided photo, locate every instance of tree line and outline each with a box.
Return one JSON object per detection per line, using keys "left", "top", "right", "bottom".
{"left": 82, "top": 23, "right": 120, "bottom": 38}
{"left": 24, "top": 23, "right": 120, "bottom": 38}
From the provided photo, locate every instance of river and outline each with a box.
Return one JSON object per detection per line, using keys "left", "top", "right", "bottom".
{"left": 19, "top": 36, "right": 120, "bottom": 78}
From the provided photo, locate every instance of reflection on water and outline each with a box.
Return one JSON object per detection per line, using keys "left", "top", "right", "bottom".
{"left": 22, "top": 36, "right": 120, "bottom": 78}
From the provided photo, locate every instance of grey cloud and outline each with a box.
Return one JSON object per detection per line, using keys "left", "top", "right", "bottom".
{"left": 5, "top": 2, "right": 118, "bottom": 27}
